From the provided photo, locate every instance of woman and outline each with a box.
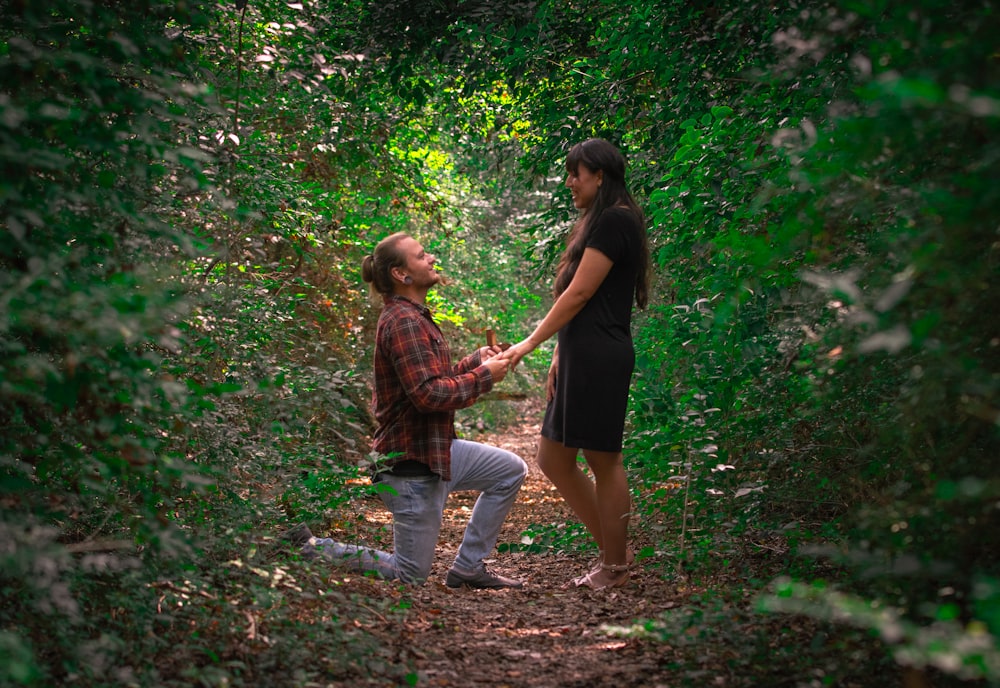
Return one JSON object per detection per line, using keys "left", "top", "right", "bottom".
{"left": 502, "top": 138, "right": 650, "bottom": 590}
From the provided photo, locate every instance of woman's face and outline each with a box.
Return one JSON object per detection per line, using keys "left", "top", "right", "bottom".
{"left": 565, "top": 163, "right": 603, "bottom": 210}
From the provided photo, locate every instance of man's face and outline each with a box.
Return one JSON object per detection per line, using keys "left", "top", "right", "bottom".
{"left": 399, "top": 236, "right": 440, "bottom": 288}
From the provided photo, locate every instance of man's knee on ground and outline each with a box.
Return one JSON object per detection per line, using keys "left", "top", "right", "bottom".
{"left": 395, "top": 561, "right": 434, "bottom": 585}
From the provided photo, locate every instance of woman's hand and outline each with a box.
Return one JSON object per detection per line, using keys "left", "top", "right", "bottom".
{"left": 546, "top": 363, "right": 558, "bottom": 401}
{"left": 500, "top": 339, "right": 536, "bottom": 369}
{"left": 476, "top": 345, "right": 505, "bottom": 361}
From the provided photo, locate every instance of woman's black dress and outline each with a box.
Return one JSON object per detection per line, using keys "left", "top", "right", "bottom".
{"left": 541, "top": 207, "right": 643, "bottom": 453}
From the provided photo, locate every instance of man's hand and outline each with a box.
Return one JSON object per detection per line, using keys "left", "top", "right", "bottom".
{"left": 480, "top": 337, "right": 514, "bottom": 382}
{"left": 483, "top": 355, "right": 511, "bottom": 383}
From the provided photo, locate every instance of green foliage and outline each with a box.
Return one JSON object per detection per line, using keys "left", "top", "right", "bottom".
{"left": 0, "top": 0, "right": 214, "bottom": 527}
{"left": 0, "top": 0, "right": 412, "bottom": 681}
{"left": 762, "top": 577, "right": 1000, "bottom": 682}
{"left": 1, "top": 0, "right": 552, "bottom": 683}
{"left": 604, "top": 589, "right": 899, "bottom": 687}
{"left": 3, "top": 0, "right": 999, "bottom": 683}
{"left": 57, "top": 557, "right": 410, "bottom": 687}
{"left": 611, "top": 0, "right": 998, "bottom": 682}
{"left": 744, "top": 8, "right": 999, "bottom": 682}
{"left": 499, "top": 519, "right": 595, "bottom": 556}
{"left": 0, "top": 1, "right": 223, "bottom": 682}
{"left": 430, "top": 0, "right": 1000, "bottom": 681}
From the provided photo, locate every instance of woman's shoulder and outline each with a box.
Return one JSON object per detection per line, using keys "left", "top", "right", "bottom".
{"left": 602, "top": 203, "right": 640, "bottom": 218}
{"left": 597, "top": 204, "right": 643, "bottom": 230}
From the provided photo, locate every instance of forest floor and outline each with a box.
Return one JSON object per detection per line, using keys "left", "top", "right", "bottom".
{"left": 286, "top": 397, "right": 903, "bottom": 688}
{"left": 289, "top": 396, "right": 695, "bottom": 687}
{"left": 380, "top": 397, "right": 683, "bottom": 688}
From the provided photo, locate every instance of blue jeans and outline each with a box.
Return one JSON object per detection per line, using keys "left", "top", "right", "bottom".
{"left": 307, "top": 439, "right": 527, "bottom": 584}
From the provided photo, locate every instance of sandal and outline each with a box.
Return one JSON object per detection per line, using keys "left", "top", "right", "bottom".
{"left": 571, "top": 549, "right": 635, "bottom": 587}
{"left": 574, "top": 562, "right": 632, "bottom": 591}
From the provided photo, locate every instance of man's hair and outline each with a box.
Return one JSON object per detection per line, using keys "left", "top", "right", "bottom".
{"left": 362, "top": 232, "right": 410, "bottom": 296}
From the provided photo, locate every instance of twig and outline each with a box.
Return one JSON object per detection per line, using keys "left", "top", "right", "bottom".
{"left": 65, "top": 539, "right": 135, "bottom": 553}
{"left": 233, "top": 2, "right": 248, "bottom": 132}
{"left": 149, "top": 581, "right": 217, "bottom": 600}
{"left": 357, "top": 602, "right": 388, "bottom": 625}
{"left": 480, "top": 391, "right": 529, "bottom": 401}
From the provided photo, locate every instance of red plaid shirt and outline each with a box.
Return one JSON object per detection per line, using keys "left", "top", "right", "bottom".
{"left": 371, "top": 295, "right": 494, "bottom": 480}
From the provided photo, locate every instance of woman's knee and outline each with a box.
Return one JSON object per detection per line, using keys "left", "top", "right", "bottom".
{"left": 582, "top": 450, "right": 625, "bottom": 477}
{"left": 536, "top": 443, "right": 578, "bottom": 478}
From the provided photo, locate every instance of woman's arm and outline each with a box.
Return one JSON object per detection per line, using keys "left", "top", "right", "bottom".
{"left": 503, "top": 247, "right": 613, "bottom": 367}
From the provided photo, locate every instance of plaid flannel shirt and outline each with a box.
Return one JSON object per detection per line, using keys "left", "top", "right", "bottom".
{"left": 371, "top": 295, "right": 494, "bottom": 481}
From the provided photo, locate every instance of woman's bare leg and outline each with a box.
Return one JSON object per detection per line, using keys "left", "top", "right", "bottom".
{"left": 535, "top": 436, "right": 603, "bottom": 550}
{"left": 581, "top": 449, "right": 631, "bottom": 585}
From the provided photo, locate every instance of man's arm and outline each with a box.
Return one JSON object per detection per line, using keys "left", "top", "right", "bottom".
{"left": 388, "top": 315, "right": 494, "bottom": 413}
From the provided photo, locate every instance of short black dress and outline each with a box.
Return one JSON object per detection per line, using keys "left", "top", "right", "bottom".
{"left": 541, "top": 207, "right": 643, "bottom": 453}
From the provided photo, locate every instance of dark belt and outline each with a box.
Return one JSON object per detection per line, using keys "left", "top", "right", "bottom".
{"left": 374, "top": 459, "right": 435, "bottom": 480}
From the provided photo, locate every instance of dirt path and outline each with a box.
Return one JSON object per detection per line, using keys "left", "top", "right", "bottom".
{"left": 299, "top": 399, "right": 910, "bottom": 688}
{"left": 337, "top": 398, "right": 687, "bottom": 687}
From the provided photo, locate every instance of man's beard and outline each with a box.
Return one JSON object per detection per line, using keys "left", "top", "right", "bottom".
{"left": 425, "top": 269, "right": 447, "bottom": 287}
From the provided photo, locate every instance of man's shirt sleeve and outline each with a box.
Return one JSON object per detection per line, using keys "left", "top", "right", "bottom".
{"left": 386, "top": 312, "right": 492, "bottom": 413}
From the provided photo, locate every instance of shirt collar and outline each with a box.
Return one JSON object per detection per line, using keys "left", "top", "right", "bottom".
{"left": 384, "top": 293, "right": 432, "bottom": 317}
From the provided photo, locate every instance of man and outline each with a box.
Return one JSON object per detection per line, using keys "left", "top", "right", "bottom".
{"left": 287, "top": 232, "right": 527, "bottom": 589}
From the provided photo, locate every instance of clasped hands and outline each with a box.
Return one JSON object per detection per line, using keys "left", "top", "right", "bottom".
{"left": 497, "top": 339, "right": 535, "bottom": 369}
{"left": 479, "top": 337, "right": 537, "bottom": 382}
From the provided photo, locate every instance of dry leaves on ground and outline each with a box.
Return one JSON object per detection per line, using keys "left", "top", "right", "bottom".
{"left": 309, "top": 399, "right": 692, "bottom": 687}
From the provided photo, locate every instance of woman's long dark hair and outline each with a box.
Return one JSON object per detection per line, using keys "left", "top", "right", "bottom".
{"left": 553, "top": 138, "right": 650, "bottom": 309}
